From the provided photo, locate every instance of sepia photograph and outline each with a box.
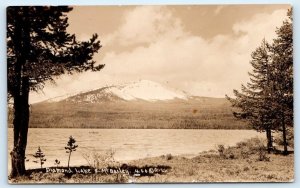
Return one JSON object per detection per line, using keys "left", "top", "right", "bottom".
{"left": 7, "top": 5, "right": 293, "bottom": 183}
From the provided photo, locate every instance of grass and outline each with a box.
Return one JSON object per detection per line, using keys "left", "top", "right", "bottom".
{"left": 9, "top": 137, "right": 294, "bottom": 183}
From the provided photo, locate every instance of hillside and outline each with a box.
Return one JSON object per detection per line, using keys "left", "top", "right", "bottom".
{"left": 22, "top": 97, "right": 249, "bottom": 129}
{"left": 8, "top": 80, "right": 250, "bottom": 129}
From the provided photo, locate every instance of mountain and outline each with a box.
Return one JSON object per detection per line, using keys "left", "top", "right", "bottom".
{"left": 21, "top": 80, "right": 251, "bottom": 129}
{"left": 43, "top": 80, "right": 188, "bottom": 103}
{"left": 26, "top": 80, "right": 249, "bottom": 129}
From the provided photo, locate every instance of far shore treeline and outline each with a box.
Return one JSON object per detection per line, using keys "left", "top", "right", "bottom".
{"left": 8, "top": 97, "right": 250, "bottom": 129}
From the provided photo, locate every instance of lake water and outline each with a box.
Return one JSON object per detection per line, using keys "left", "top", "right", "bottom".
{"left": 8, "top": 128, "right": 263, "bottom": 170}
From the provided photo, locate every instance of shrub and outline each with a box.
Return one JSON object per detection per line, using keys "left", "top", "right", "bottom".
{"left": 82, "top": 148, "right": 117, "bottom": 169}
{"left": 243, "top": 167, "right": 250, "bottom": 171}
{"left": 257, "top": 145, "right": 270, "bottom": 162}
{"left": 217, "top": 145, "right": 225, "bottom": 158}
{"left": 216, "top": 137, "right": 270, "bottom": 161}
{"left": 228, "top": 152, "right": 235, "bottom": 159}
{"left": 165, "top": 154, "right": 173, "bottom": 160}
{"left": 274, "top": 128, "right": 294, "bottom": 149}
{"left": 54, "top": 159, "right": 60, "bottom": 167}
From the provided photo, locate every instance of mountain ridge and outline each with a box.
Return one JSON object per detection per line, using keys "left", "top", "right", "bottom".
{"left": 15, "top": 80, "right": 249, "bottom": 129}
{"left": 41, "top": 80, "right": 191, "bottom": 104}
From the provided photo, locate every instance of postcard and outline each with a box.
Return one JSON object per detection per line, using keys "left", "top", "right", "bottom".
{"left": 7, "top": 5, "right": 293, "bottom": 183}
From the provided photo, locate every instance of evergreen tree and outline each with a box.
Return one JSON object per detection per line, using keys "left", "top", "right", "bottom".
{"left": 33, "top": 146, "right": 46, "bottom": 168}
{"left": 226, "top": 39, "right": 275, "bottom": 153}
{"left": 65, "top": 136, "right": 78, "bottom": 168}
{"left": 7, "top": 6, "right": 104, "bottom": 177}
{"left": 269, "top": 9, "right": 293, "bottom": 155}
{"left": 227, "top": 9, "right": 293, "bottom": 155}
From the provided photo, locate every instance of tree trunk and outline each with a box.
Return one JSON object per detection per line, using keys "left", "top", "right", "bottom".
{"left": 67, "top": 152, "right": 72, "bottom": 168}
{"left": 10, "top": 9, "right": 31, "bottom": 178}
{"left": 282, "top": 113, "right": 288, "bottom": 155}
{"left": 10, "top": 77, "right": 30, "bottom": 177}
{"left": 266, "top": 128, "right": 273, "bottom": 153}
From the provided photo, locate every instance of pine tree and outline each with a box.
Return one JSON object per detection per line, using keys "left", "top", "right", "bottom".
{"left": 65, "top": 136, "right": 78, "bottom": 168}
{"left": 33, "top": 146, "right": 46, "bottom": 168}
{"left": 7, "top": 6, "right": 103, "bottom": 177}
{"left": 269, "top": 9, "right": 293, "bottom": 155}
{"left": 227, "top": 9, "right": 293, "bottom": 155}
{"left": 226, "top": 39, "right": 275, "bottom": 153}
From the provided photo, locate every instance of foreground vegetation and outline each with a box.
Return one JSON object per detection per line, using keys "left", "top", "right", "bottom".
{"left": 9, "top": 137, "right": 293, "bottom": 183}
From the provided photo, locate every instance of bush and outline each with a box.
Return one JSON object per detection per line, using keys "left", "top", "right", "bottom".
{"left": 217, "top": 145, "right": 225, "bottom": 158}
{"left": 82, "top": 148, "right": 117, "bottom": 169}
{"left": 257, "top": 145, "right": 270, "bottom": 162}
{"left": 216, "top": 137, "right": 270, "bottom": 161}
{"left": 274, "top": 128, "right": 294, "bottom": 149}
{"left": 166, "top": 154, "right": 173, "bottom": 160}
{"left": 243, "top": 167, "right": 250, "bottom": 171}
{"left": 54, "top": 159, "right": 60, "bottom": 167}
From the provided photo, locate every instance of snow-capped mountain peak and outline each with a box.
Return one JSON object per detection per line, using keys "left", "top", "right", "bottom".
{"left": 109, "top": 80, "right": 187, "bottom": 101}
{"left": 43, "top": 80, "right": 188, "bottom": 103}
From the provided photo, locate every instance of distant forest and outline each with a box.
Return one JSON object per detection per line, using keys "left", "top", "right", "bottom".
{"left": 8, "top": 98, "right": 250, "bottom": 129}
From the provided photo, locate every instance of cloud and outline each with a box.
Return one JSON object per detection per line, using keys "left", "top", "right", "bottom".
{"left": 233, "top": 9, "right": 287, "bottom": 45}
{"left": 103, "top": 6, "right": 185, "bottom": 46}
{"left": 30, "top": 6, "right": 289, "bottom": 103}
{"left": 99, "top": 7, "right": 287, "bottom": 96}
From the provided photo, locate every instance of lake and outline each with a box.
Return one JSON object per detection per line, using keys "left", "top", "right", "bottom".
{"left": 8, "top": 128, "right": 263, "bottom": 170}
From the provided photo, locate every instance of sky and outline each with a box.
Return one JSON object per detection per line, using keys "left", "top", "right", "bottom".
{"left": 30, "top": 5, "right": 291, "bottom": 103}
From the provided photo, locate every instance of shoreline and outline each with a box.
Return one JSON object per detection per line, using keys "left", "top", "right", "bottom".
{"left": 8, "top": 130, "right": 265, "bottom": 173}
{"left": 9, "top": 138, "right": 294, "bottom": 183}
